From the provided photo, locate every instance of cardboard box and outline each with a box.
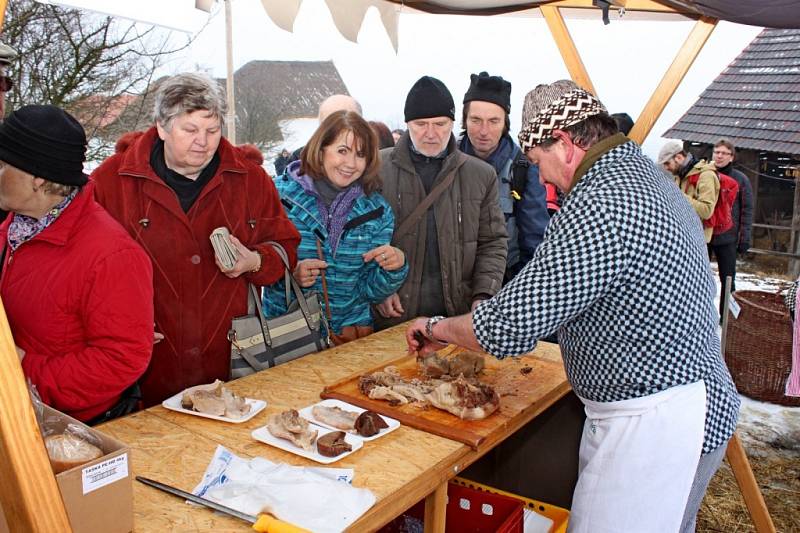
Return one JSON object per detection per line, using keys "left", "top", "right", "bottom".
{"left": 0, "top": 404, "right": 133, "bottom": 533}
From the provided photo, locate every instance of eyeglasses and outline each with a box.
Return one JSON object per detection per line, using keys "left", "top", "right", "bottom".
{"left": 713, "top": 150, "right": 732, "bottom": 156}
{"left": 0, "top": 76, "right": 13, "bottom": 92}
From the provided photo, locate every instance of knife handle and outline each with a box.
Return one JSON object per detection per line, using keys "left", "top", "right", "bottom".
{"left": 252, "top": 514, "right": 310, "bottom": 533}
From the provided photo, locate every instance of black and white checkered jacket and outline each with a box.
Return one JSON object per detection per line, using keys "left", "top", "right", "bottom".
{"left": 474, "top": 139, "right": 739, "bottom": 453}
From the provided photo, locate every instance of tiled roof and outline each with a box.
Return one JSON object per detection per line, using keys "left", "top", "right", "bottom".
{"left": 664, "top": 28, "right": 800, "bottom": 155}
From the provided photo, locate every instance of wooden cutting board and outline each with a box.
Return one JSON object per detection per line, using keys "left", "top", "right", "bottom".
{"left": 321, "top": 347, "right": 569, "bottom": 449}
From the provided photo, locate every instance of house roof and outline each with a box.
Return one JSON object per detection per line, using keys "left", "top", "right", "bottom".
{"left": 664, "top": 28, "right": 800, "bottom": 155}
{"left": 234, "top": 60, "right": 349, "bottom": 120}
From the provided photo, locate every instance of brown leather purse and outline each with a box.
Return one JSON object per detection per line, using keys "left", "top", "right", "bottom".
{"left": 316, "top": 239, "right": 373, "bottom": 346}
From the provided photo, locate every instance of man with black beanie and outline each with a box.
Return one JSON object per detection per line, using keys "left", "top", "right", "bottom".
{"left": 459, "top": 71, "right": 549, "bottom": 282}
{"left": 374, "top": 75, "right": 507, "bottom": 330}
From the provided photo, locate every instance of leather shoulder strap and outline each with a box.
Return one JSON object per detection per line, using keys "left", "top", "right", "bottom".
{"left": 394, "top": 154, "right": 464, "bottom": 240}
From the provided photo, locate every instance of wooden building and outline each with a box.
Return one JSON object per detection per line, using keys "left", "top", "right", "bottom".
{"left": 664, "top": 28, "right": 800, "bottom": 270}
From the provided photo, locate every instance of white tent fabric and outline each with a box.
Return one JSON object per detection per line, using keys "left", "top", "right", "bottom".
{"left": 259, "top": 0, "right": 400, "bottom": 52}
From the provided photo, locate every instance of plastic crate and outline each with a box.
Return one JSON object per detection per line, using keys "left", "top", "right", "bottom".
{"left": 378, "top": 479, "right": 523, "bottom": 533}
{"left": 452, "top": 478, "right": 569, "bottom": 533}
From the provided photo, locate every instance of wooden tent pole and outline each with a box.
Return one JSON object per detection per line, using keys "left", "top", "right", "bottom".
{"left": 540, "top": 5, "right": 597, "bottom": 96}
{"left": 628, "top": 16, "right": 716, "bottom": 144}
{"left": 224, "top": 0, "right": 236, "bottom": 144}
{"left": 726, "top": 435, "right": 777, "bottom": 533}
{"left": 0, "top": 0, "right": 6, "bottom": 29}
{"left": 0, "top": 298, "right": 72, "bottom": 531}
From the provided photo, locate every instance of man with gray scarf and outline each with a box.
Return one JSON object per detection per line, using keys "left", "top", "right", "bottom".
{"left": 375, "top": 75, "right": 507, "bottom": 329}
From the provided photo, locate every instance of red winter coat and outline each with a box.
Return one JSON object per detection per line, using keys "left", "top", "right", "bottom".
{"left": 91, "top": 127, "right": 300, "bottom": 406}
{"left": 0, "top": 182, "right": 154, "bottom": 422}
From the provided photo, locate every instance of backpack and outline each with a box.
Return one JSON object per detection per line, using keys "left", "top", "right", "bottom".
{"left": 686, "top": 170, "right": 739, "bottom": 235}
{"left": 510, "top": 152, "right": 529, "bottom": 201}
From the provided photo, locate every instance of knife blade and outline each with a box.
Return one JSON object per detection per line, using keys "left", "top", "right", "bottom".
{"left": 136, "top": 476, "right": 308, "bottom": 533}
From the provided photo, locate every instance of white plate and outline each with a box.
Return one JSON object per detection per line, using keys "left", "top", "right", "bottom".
{"left": 161, "top": 392, "right": 266, "bottom": 423}
{"left": 251, "top": 423, "right": 363, "bottom": 464}
{"left": 297, "top": 399, "right": 400, "bottom": 442}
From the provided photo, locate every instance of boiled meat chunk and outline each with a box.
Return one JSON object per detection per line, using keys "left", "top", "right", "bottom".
{"left": 424, "top": 376, "right": 499, "bottom": 420}
{"left": 267, "top": 409, "right": 318, "bottom": 450}
{"left": 312, "top": 405, "right": 359, "bottom": 431}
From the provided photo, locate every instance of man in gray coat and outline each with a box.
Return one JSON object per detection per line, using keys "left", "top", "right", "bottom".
{"left": 374, "top": 76, "right": 507, "bottom": 329}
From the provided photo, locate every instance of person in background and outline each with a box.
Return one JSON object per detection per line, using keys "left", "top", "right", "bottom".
{"left": 406, "top": 79, "right": 739, "bottom": 533}
{"left": 0, "top": 42, "right": 18, "bottom": 224}
{"left": 611, "top": 112, "right": 634, "bottom": 136}
{"left": 375, "top": 75, "right": 507, "bottom": 329}
{"left": 659, "top": 140, "right": 719, "bottom": 243}
{"left": 458, "top": 71, "right": 549, "bottom": 282}
{"left": 391, "top": 128, "right": 404, "bottom": 144}
{"left": 709, "top": 138, "right": 753, "bottom": 310}
{"left": 92, "top": 72, "right": 300, "bottom": 406}
{"left": 263, "top": 111, "right": 407, "bottom": 342}
{"left": 0, "top": 105, "right": 154, "bottom": 423}
{"left": 288, "top": 94, "right": 363, "bottom": 164}
{"left": 369, "top": 120, "right": 395, "bottom": 149}
{"left": 274, "top": 148, "right": 290, "bottom": 176}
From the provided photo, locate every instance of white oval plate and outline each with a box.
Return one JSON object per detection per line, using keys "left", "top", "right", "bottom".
{"left": 251, "top": 423, "right": 363, "bottom": 464}
{"left": 298, "top": 399, "right": 400, "bottom": 442}
{"left": 161, "top": 392, "right": 266, "bottom": 423}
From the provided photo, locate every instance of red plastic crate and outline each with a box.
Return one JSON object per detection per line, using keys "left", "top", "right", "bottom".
{"left": 378, "top": 481, "right": 524, "bottom": 532}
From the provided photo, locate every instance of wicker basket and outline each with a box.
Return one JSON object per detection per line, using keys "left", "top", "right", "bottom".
{"left": 724, "top": 290, "right": 800, "bottom": 407}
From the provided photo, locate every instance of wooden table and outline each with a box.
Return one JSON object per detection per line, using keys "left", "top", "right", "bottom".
{"left": 99, "top": 324, "right": 569, "bottom": 532}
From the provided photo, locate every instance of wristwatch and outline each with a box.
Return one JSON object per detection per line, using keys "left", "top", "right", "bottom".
{"left": 425, "top": 315, "right": 446, "bottom": 343}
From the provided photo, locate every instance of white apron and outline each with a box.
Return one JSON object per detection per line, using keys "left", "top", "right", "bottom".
{"left": 568, "top": 380, "right": 707, "bottom": 533}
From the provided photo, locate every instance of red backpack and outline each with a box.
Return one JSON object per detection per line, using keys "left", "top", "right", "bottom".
{"left": 685, "top": 171, "right": 739, "bottom": 235}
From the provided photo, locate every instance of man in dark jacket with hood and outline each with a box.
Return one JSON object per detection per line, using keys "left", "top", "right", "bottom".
{"left": 709, "top": 138, "right": 753, "bottom": 310}
{"left": 458, "top": 71, "right": 549, "bottom": 282}
{"left": 375, "top": 76, "right": 507, "bottom": 329}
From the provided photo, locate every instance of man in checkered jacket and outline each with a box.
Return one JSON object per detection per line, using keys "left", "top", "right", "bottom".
{"left": 406, "top": 80, "right": 740, "bottom": 533}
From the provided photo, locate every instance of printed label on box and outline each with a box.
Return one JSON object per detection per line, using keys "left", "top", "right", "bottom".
{"left": 82, "top": 453, "right": 129, "bottom": 495}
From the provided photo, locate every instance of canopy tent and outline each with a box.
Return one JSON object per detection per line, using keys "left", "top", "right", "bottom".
{"left": 0, "top": 1, "right": 793, "bottom": 532}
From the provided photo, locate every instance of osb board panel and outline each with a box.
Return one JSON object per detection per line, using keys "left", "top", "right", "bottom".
{"left": 97, "top": 411, "right": 249, "bottom": 532}
{"left": 322, "top": 348, "right": 569, "bottom": 450}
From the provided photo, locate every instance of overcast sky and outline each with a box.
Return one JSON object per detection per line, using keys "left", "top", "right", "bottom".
{"left": 65, "top": 0, "right": 763, "bottom": 159}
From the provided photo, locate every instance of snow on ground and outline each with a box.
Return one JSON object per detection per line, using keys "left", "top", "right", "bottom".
{"left": 710, "top": 261, "right": 800, "bottom": 451}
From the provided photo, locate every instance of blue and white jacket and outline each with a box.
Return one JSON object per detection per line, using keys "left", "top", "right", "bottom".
{"left": 262, "top": 164, "right": 408, "bottom": 334}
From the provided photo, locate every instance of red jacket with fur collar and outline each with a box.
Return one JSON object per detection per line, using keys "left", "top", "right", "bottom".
{"left": 92, "top": 127, "right": 300, "bottom": 406}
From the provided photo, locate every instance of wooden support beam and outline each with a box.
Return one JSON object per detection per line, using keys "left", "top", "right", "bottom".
{"left": 540, "top": 5, "right": 597, "bottom": 96}
{"left": 0, "top": 297, "right": 71, "bottom": 531}
{"left": 423, "top": 482, "right": 447, "bottom": 533}
{"left": 628, "top": 17, "right": 717, "bottom": 144}
{"left": 0, "top": 0, "right": 6, "bottom": 29}
{"left": 546, "top": 0, "right": 677, "bottom": 11}
{"left": 726, "top": 434, "right": 777, "bottom": 533}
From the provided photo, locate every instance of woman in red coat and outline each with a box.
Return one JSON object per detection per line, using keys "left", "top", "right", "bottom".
{"left": 0, "top": 105, "right": 154, "bottom": 423}
{"left": 92, "top": 73, "right": 301, "bottom": 407}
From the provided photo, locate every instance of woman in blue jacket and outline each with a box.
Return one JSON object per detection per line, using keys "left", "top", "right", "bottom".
{"left": 263, "top": 110, "right": 408, "bottom": 342}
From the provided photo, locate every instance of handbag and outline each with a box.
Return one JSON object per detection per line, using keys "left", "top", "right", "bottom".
{"left": 229, "top": 242, "right": 330, "bottom": 379}
{"left": 316, "top": 239, "right": 374, "bottom": 346}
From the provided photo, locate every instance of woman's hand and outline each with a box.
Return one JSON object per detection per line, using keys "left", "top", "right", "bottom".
{"left": 376, "top": 293, "right": 404, "bottom": 318}
{"left": 293, "top": 259, "right": 328, "bottom": 288}
{"left": 363, "top": 245, "right": 404, "bottom": 271}
{"left": 215, "top": 234, "right": 261, "bottom": 278}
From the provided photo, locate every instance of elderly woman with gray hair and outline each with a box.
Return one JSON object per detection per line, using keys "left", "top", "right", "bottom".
{"left": 92, "top": 72, "right": 300, "bottom": 407}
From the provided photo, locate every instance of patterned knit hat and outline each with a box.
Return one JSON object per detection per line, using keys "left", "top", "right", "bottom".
{"left": 518, "top": 79, "right": 606, "bottom": 152}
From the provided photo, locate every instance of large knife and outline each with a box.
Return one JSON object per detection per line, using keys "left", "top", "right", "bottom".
{"left": 136, "top": 476, "right": 309, "bottom": 533}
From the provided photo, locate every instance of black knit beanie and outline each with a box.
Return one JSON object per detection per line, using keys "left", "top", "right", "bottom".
{"left": 404, "top": 76, "right": 455, "bottom": 122}
{"left": 0, "top": 105, "right": 87, "bottom": 186}
{"left": 463, "top": 71, "right": 511, "bottom": 113}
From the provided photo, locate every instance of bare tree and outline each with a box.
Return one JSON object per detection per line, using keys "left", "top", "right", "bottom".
{"left": 1, "top": 0, "right": 196, "bottom": 160}
{"left": 234, "top": 78, "right": 283, "bottom": 151}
